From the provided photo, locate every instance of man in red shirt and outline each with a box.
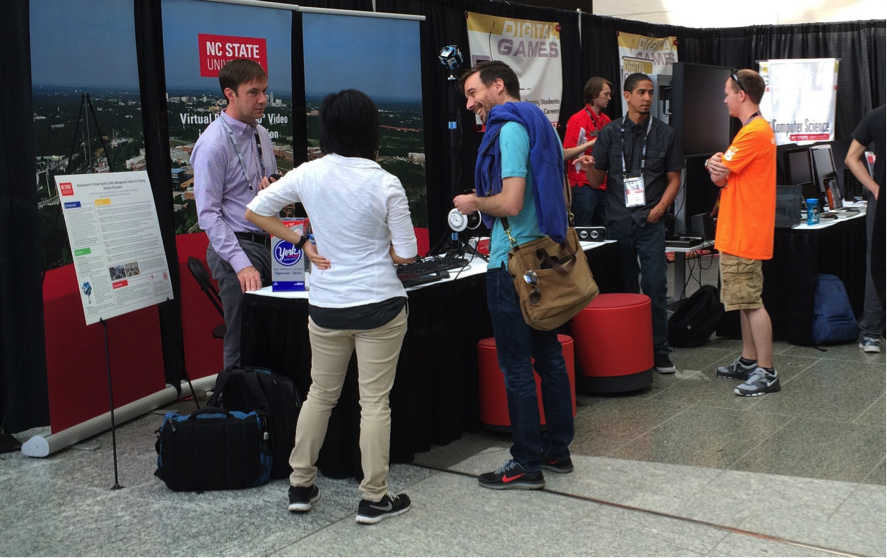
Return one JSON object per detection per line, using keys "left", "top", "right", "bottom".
{"left": 563, "top": 77, "right": 612, "bottom": 226}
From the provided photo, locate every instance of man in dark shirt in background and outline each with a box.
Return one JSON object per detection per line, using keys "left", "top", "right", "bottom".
{"left": 583, "top": 73, "right": 684, "bottom": 374}
{"left": 845, "top": 104, "right": 885, "bottom": 351}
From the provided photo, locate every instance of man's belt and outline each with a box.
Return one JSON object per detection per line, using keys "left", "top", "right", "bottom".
{"left": 234, "top": 231, "right": 271, "bottom": 247}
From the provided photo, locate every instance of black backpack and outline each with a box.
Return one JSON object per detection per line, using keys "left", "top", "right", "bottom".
{"left": 207, "top": 366, "right": 301, "bottom": 479}
{"left": 668, "top": 285, "right": 725, "bottom": 347}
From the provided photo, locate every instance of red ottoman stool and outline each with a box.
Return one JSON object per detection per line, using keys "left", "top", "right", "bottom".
{"left": 477, "top": 334, "right": 576, "bottom": 431}
{"left": 571, "top": 293, "right": 653, "bottom": 393}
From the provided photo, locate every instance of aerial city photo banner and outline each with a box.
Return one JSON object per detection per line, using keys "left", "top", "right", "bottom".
{"left": 161, "top": 0, "right": 295, "bottom": 234}
{"left": 29, "top": 0, "right": 145, "bottom": 272}
{"left": 301, "top": 12, "right": 427, "bottom": 228}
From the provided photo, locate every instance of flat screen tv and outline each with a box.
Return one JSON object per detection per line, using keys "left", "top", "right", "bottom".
{"left": 672, "top": 62, "right": 740, "bottom": 157}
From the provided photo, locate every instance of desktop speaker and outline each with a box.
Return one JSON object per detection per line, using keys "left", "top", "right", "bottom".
{"left": 575, "top": 226, "right": 607, "bottom": 242}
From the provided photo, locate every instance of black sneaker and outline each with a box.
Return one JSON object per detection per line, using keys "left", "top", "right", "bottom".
{"left": 355, "top": 492, "right": 411, "bottom": 525}
{"left": 717, "top": 356, "right": 757, "bottom": 380}
{"left": 540, "top": 454, "right": 574, "bottom": 474}
{"left": 654, "top": 353, "right": 676, "bottom": 374}
{"left": 288, "top": 485, "right": 320, "bottom": 512}
{"left": 478, "top": 460, "right": 545, "bottom": 490}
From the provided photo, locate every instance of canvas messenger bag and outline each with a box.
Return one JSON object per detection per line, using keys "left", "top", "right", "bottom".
{"left": 503, "top": 178, "right": 599, "bottom": 330}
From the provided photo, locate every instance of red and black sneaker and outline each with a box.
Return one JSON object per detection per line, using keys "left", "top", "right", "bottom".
{"left": 541, "top": 454, "right": 574, "bottom": 474}
{"left": 478, "top": 460, "right": 545, "bottom": 490}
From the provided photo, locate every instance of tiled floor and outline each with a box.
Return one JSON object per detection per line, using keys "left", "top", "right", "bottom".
{"left": 2, "top": 256, "right": 884, "bottom": 556}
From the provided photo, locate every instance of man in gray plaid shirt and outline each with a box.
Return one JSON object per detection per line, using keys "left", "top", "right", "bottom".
{"left": 192, "top": 59, "right": 278, "bottom": 368}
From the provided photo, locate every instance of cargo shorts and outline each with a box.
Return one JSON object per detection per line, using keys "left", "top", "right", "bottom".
{"left": 719, "top": 252, "right": 764, "bottom": 312}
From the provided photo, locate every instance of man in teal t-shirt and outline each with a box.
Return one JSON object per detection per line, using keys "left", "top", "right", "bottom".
{"left": 486, "top": 121, "right": 544, "bottom": 268}
{"left": 454, "top": 61, "right": 574, "bottom": 491}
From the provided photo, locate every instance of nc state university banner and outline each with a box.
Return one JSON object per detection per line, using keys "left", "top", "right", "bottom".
{"left": 466, "top": 12, "right": 562, "bottom": 129}
{"left": 759, "top": 58, "right": 839, "bottom": 146}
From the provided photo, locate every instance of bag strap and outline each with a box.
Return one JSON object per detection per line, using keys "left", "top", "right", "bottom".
{"left": 206, "top": 367, "right": 235, "bottom": 407}
{"left": 242, "top": 371, "right": 273, "bottom": 414}
{"left": 536, "top": 247, "right": 577, "bottom": 274}
{"left": 501, "top": 174, "right": 574, "bottom": 249}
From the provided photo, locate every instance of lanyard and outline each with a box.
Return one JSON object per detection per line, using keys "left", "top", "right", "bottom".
{"left": 744, "top": 111, "right": 761, "bottom": 126}
{"left": 619, "top": 116, "right": 653, "bottom": 179}
{"left": 220, "top": 116, "right": 264, "bottom": 191}
{"left": 584, "top": 106, "right": 601, "bottom": 132}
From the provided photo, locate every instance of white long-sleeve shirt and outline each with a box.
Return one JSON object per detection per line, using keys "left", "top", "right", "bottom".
{"left": 247, "top": 153, "right": 417, "bottom": 309}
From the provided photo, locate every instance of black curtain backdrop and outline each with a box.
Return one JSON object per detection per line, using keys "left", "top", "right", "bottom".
{"left": 2, "top": 0, "right": 884, "bottom": 430}
{"left": 0, "top": 0, "right": 50, "bottom": 433}
{"left": 134, "top": 0, "right": 185, "bottom": 389}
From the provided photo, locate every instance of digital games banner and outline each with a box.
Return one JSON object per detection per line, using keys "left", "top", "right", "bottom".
{"left": 161, "top": 0, "right": 294, "bottom": 234}
{"left": 617, "top": 31, "right": 678, "bottom": 116}
{"left": 466, "top": 12, "right": 563, "bottom": 130}
{"left": 30, "top": 0, "right": 145, "bottom": 270}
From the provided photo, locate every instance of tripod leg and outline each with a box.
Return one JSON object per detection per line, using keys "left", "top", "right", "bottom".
{"left": 100, "top": 319, "right": 123, "bottom": 490}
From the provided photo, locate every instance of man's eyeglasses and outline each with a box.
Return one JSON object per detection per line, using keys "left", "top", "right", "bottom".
{"left": 523, "top": 270, "right": 542, "bottom": 305}
{"left": 730, "top": 70, "right": 747, "bottom": 94}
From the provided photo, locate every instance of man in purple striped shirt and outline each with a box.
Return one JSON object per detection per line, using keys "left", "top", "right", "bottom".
{"left": 192, "top": 59, "right": 278, "bottom": 368}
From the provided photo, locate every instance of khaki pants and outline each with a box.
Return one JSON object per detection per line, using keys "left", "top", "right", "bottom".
{"left": 288, "top": 307, "right": 407, "bottom": 501}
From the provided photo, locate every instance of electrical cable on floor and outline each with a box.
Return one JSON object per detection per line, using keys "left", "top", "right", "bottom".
{"left": 409, "top": 462, "right": 863, "bottom": 558}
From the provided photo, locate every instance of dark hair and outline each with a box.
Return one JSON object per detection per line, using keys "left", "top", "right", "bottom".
{"left": 623, "top": 72, "right": 652, "bottom": 93}
{"left": 583, "top": 77, "right": 613, "bottom": 105}
{"left": 219, "top": 59, "right": 267, "bottom": 98}
{"left": 319, "top": 89, "right": 380, "bottom": 160}
{"left": 457, "top": 60, "right": 521, "bottom": 100}
{"left": 729, "top": 69, "right": 766, "bottom": 105}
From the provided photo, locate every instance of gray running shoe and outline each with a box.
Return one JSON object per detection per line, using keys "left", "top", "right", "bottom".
{"left": 717, "top": 356, "right": 757, "bottom": 380}
{"left": 734, "top": 367, "right": 781, "bottom": 397}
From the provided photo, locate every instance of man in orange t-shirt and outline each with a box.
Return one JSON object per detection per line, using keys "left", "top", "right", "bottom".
{"left": 707, "top": 69, "right": 779, "bottom": 397}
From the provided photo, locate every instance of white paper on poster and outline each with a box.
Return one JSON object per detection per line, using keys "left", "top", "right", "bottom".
{"left": 759, "top": 58, "right": 839, "bottom": 146}
{"left": 466, "top": 12, "right": 562, "bottom": 129}
{"left": 617, "top": 31, "right": 678, "bottom": 115}
{"left": 55, "top": 171, "right": 173, "bottom": 325}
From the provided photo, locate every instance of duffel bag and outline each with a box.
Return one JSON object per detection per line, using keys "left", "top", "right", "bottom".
{"left": 154, "top": 407, "right": 273, "bottom": 492}
{"left": 207, "top": 366, "right": 300, "bottom": 479}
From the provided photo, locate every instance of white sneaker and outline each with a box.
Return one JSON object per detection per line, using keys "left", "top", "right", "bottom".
{"left": 859, "top": 338, "right": 881, "bottom": 353}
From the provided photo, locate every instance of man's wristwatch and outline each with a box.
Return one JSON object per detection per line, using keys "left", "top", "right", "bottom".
{"left": 295, "top": 234, "right": 308, "bottom": 249}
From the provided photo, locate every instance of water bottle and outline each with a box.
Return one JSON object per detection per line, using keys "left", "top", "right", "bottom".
{"left": 806, "top": 198, "right": 820, "bottom": 226}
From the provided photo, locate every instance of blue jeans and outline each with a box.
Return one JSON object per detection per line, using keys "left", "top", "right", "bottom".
{"left": 571, "top": 185, "right": 607, "bottom": 227}
{"left": 608, "top": 221, "right": 670, "bottom": 355}
{"left": 486, "top": 265, "right": 574, "bottom": 472}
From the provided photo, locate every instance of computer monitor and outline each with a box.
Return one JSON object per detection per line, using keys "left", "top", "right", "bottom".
{"left": 784, "top": 148, "right": 814, "bottom": 185}
{"left": 811, "top": 145, "right": 837, "bottom": 195}
{"left": 671, "top": 62, "right": 740, "bottom": 157}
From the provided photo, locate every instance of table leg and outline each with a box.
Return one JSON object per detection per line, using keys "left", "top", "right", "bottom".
{"left": 673, "top": 252, "right": 687, "bottom": 300}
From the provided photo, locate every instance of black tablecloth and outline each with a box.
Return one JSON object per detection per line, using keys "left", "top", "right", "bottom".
{"left": 241, "top": 243, "right": 620, "bottom": 479}
{"left": 717, "top": 216, "right": 867, "bottom": 346}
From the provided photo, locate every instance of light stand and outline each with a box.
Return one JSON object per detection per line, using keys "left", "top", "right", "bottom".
{"left": 430, "top": 46, "right": 483, "bottom": 259}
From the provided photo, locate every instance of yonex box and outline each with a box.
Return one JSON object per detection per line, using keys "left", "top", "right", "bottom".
{"left": 271, "top": 218, "right": 309, "bottom": 292}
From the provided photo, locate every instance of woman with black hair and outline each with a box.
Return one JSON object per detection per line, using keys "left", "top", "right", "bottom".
{"left": 245, "top": 89, "right": 417, "bottom": 525}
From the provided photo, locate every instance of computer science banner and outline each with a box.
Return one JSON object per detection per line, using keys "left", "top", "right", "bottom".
{"left": 161, "top": 0, "right": 294, "bottom": 234}
{"left": 466, "top": 12, "right": 563, "bottom": 129}
{"left": 759, "top": 59, "right": 839, "bottom": 146}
